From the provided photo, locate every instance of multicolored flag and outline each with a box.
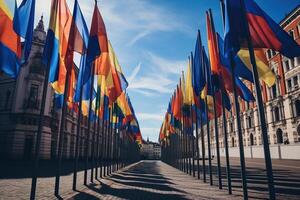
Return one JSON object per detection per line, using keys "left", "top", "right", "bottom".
{"left": 13, "top": 0, "right": 36, "bottom": 63}
{"left": 224, "top": 0, "right": 300, "bottom": 58}
{"left": 0, "top": 1, "right": 21, "bottom": 78}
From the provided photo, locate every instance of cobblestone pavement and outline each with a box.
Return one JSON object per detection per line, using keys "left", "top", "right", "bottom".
{"left": 0, "top": 160, "right": 242, "bottom": 200}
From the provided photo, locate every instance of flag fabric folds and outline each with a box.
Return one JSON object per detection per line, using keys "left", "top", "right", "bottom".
{"left": 224, "top": 0, "right": 300, "bottom": 59}
{"left": 0, "top": 0, "right": 21, "bottom": 78}
{"left": 13, "top": 0, "right": 36, "bottom": 63}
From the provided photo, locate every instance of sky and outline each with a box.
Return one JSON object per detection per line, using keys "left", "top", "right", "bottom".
{"left": 15, "top": 0, "right": 300, "bottom": 142}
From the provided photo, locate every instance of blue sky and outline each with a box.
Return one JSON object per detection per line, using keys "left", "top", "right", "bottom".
{"left": 16, "top": 0, "right": 300, "bottom": 142}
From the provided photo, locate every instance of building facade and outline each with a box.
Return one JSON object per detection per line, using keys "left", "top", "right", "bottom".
{"left": 201, "top": 5, "right": 300, "bottom": 159}
{"left": 0, "top": 16, "right": 98, "bottom": 160}
{"left": 140, "top": 138, "right": 161, "bottom": 159}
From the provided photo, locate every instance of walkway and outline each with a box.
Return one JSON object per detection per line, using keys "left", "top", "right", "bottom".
{"left": 67, "top": 160, "right": 241, "bottom": 200}
{"left": 0, "top": 160, "right": 241, "bottom": 200}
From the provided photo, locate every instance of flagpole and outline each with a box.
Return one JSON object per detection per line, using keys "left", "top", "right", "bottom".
{"left": 191, "top": 105, "right": 196, "bottom": 177}
{"left": 90, "top": 85, "right": 101, "bottom": 183}
{"left": 240, "top": 0, "right": 275, "bottom": 199}
{"left": 212, "top": 94, "right": 222, "bottom": 189}
{"left": 84, "top": 62, "right": 96, "bottom": 186}
{"left": 221, "top": 92, "right": 232, "bottom": 194}
{"left": 207, "top": 8, "right": 224, "bottom": 189}
{"left": 100, "top": 110, "right": 105, "bottom": 178}
{"left": 205, "top": 97, "right": 213, "bottom": 186}
{"left": 95, "top": 93, "right": 102, "bottom": 180}
{"left": 219, "top": 1, "right": 248, "bottom": 198}
{"left": 30, "top": 63, "right": 50, "bottom": 200}
{"left": 199, "top": 110, "right": 206, "bottom": 182}
{"left": 72, "top": 81, "right": 83, "bottom": 191}
{"left": 55, "top": 65, "right": 72, "bottom": 197}
{"left": 95, "top": 111, "right": 101, "bottom": 180}
{"left": 219, "top": 0, "right": 232, "bottom": 195}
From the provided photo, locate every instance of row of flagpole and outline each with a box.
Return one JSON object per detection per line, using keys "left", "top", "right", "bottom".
{"left": 0, "top": 0, "right": 143, "bottom": 200}
{"left": 160, "top": 0, "right": 300, "bottom": 200}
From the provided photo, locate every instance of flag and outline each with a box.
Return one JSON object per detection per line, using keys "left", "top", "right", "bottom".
{"left": 13, "top": 0, "right": 35, "bottom": 63}
{"left": 224, "top": 0, "right": 300, "bottom": 59}
{"left": 116, "top": 92, "right": 133, "bottom": 124}
{"left": 237, "top": 49, "right": 276, "bottom": 87}
{"left": 0, "top": 0, "right": 21, "bottom": 78}
{"left": 43, "top": 0, "right": 73, "bottom": 94}
{"left": 74, "top": 1, "right": 103, "bottom": 108}
{"left": 104, "top": 42, "right": 128, "bottom": 103}
{"left": 193, "top": 31, "right": 205, "bottom": 96}
{"left": 73, "top": 0, "right": 92, "bottom": 102}
{"left": 173, "top": 84, "right": 182, "bottom": 120}
{"left": 185, "top": 58, "right": 194, "bottom": 106}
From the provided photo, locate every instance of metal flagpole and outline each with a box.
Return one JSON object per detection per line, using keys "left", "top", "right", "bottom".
{"left": 200, "top": 111, "right": 206, "bottom": 182}
{"left": 83, "top": 62, "right": 96, "bottom": 185}
{"left": 240, "top": 1, "right": 275, "bottom": 198}
{"left": 55, "top": 64, "right": 72, "bottom": 196}
{"left": 205, "top": 97, "right": 213, "bottom": 185}
{"left": 191, "top": 105, "right": 196, "bottom": 177}
{"left": 100, "top": 104, "right": 106, "bottom": 178}
{"left": 219, "top": 1, "right": 248, "bottom": 198}
{"left": 212, "top": 94, "right": 222, "bottom": 189}
{"left": 221, "top": 92, "right": 232, "bottom": 194}
{"left": 30, "top": 63, "right": 50, "bottom": 200}
{"left": 219, "top": 0, "right": 232, "bottom": 195}
{"left": 90, "top": 86, "right": 101, "bottom": 183}
{"left": 72, "top": 81, "right": 83, "bottom": 191}
{"left": 194, "top": 107, "right": 200, "bottom": 179}
{"left": 95, "top": 109, "right": 101, "bottom": 180}
{"left": 208, "top": 8, "right": 223, "bottom": 189}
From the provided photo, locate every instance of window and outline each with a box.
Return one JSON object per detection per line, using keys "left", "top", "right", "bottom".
{"left": 248, "top": 117, "right": 252, "bottom": 128}
{"left": 284, "top": 60, "right": 290, "bottom": 71}
{"left": 293, "top": 76, "right": 298, "bottom": 87}
{"left": 250, "top": 134, "right": 254, "bottom": 146}
{"left": 231, "top": 137, "right": 235, "bottom": 147}
{"left": 271, "top": 50, "right": 276, "bottom": 57}
{"left": 272, "top": 84, "right": 277, "bottom": 98}
{"left": 267, "top": 49, "right": 272, "bottom": 60}
{"left": 274, "top": 106, "right": 280, "bottom": 122}
{"left": 295, "top": 100, "right": 300, "bottom": 117}
{"left": 287, "top": 79, "right": 292, "bottom": 91}
{"left": 276, "top": 129, "right": 283, "bottom": 144}
{"left": 28, "top": 84, "right": 38, "bottom": 108}
{"left": 289, "top": 30, "right": 295, "bottom": 39}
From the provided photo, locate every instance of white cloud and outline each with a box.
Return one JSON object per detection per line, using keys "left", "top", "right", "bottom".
{"left": 141, "top": 127, "right": 161, "bottom": 142}
{"left": 136, "top": 113, "right": 164, "bottom": 122}
{"left": 127, "top": 62, "right": 141, "bottom": 84}
{"left": 128, "top": 73, "right": 174, "bottom": 94}
{"left": 147, "top": 52, "right": 187, "bottom": 75}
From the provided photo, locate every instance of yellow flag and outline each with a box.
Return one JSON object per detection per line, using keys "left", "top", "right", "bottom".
{"left": 185, "top": 58, "right": 194, "bottom": 105}
{"left": 238, "top": 49, "right": 276, "bottom": 87}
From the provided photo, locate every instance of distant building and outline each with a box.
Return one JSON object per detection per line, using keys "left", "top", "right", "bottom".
{"left": 200, "top": 5, "right": 300, "bottom": 160}
{"left": 140, "top": 138, "right": 161, "bottom": 159}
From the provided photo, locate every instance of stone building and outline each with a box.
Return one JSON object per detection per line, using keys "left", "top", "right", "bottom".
{"left": 140, "top": 138, "right": 161, "bottom": 159}
{"left": 202, "top": 5, "right": 300, "bottom": 160}
{"left": 0, "top": 16, "right": 97, "bottom": 160}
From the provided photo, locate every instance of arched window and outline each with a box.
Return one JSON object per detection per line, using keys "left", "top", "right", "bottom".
{"left": 248, "top": 117, "right": 252, "bottom": 128}
{"left": 250, "top": 134, "right": 254, "bottom": 146}
{"left": 276, "top": 129, "right": 283, "bottom": 144}
{"left": 274, "top": 106, "right": 280, "bottom": 122}
{"left": 231, "top": 137, "right": 235, "bottom": 147}
{"left": 295, "top": 100, "right": 300, "bottom": 117}
{"left": 272, "top": 83, "right": 277, "bottom": 98}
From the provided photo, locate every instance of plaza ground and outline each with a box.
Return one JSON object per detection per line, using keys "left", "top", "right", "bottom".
{"left": 0, "top": 158, "right": 299, "bottom": 199}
